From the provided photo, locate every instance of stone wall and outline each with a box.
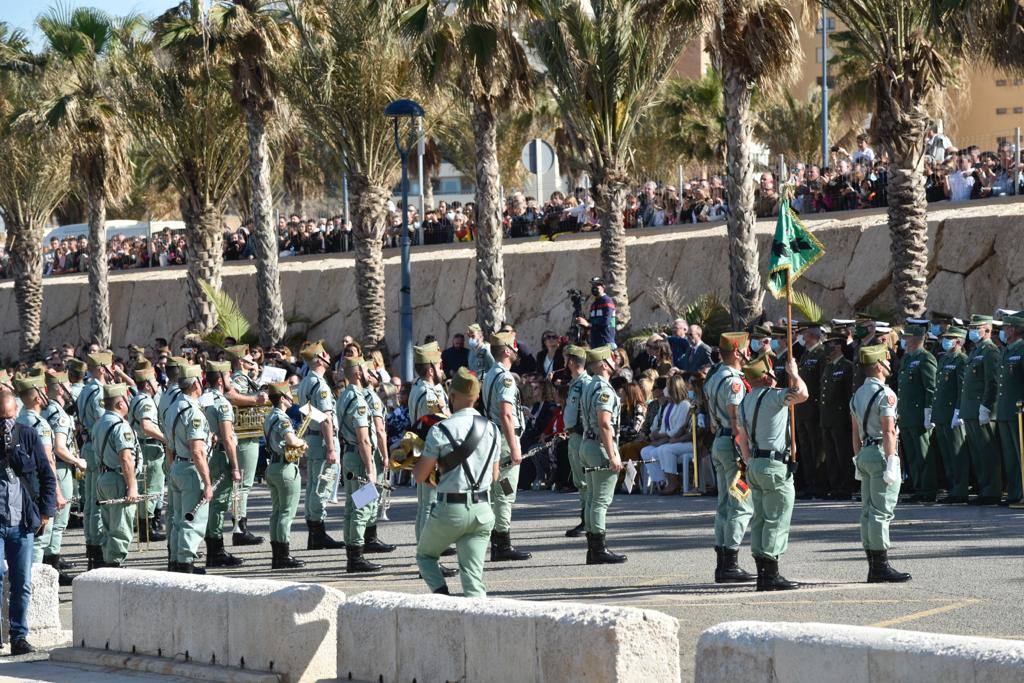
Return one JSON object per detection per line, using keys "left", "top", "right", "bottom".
{"left": 1, "top": 197, "right": 1022, "bottom": 360}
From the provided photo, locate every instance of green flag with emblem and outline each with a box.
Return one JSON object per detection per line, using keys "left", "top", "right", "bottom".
{"left": 766, "top": 199, "right": 825, "bottom": 298}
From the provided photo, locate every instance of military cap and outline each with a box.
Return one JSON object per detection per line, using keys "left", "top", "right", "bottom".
{"left": 875, "top": 322, "right": 892, "bottom": 334}
{"left": 135, "top": 359, "right": 153, "bottom": 371}
{"left": 343, "top": 355, "right": 365, "bottom": 369}
{"left": 128, "top": 344, "right": 145, "bottom": 355}
{"left": 134, "top": 366, "right": 156, "bottom": 382}
{"left": 467, "top": 323, "right": 482, "bottom": 334}
{"left": 103, "top": 383, "right": 129, "bottom": 399}
{"left": 719, "top": 332, "right": 749, "bottom": 352}
{"left": 751, "top": 323, "right": 773, "bottom": 338}
{"left": 564, "top": 345, "right": 587, "bottom": 361}
{"left": 490, "top": 332, "right": 515, "bottom": 348}
{"left": 180, "top": 364, "right": 202, "bottom": 379}
{"left": 25, "top": 364, "right": 45, "bottom": 377}
{"left": 413, "top": 342, "right": 442, "bottom": 365}
{"left": 300, "top": 341, "right": 327, "bottom": 362}
{"left": 824, "top": 329, "right": 846, "bottom": 343}
{"left": 859, "top": 345, "right": 890, "bottom": 365}
{"left": 46, "top": 371, "right": 69, "bottom": 386}
{"left": 902, "top": 324, "right": 926, "bottom": 337}
{"left": 167, "top": 356, "right": 189, "bottom": 368}
{"left": 205, "top": 360, "right": 231, "bottom": 374}
{"left": 1005, "top": 314, "right": 1024, "bottom": 327}
{"left": 941, "top": 326, "right": 967, "bottom": 339}
{"left": 268, "top": 382, "right": 292, "bottom": 400}
{"left": 969, "top": 314, "right": 994, "bottom": 325}
{"left": 590, "top": 276, "right": 604, "bottom": 286}
{"left": 586, "top": 345, "right": 613, "bottom": 363}
{"left": 13, "top": 374, "right": 45, "bottom": 393}
{"left": 742, "top": 352, "right": 774, "bottom": 381}
{"left": 450, "top": 367, "right": 481, "bottom": 398}
{"left": 87, "top": 351, "right": 113, "bottom": 367}
{"left": 224, "top": 345, "right": 251, "bottom": 361}
{"left": 831, "top": 319, "right": 855, "bottom": 328}
{"left": 155, "top": 345, "right": 172, "bottom": 356}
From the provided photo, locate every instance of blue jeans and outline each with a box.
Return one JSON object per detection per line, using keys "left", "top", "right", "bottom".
{"left": 0, "top": 525, "right": 34, "bottom": 641}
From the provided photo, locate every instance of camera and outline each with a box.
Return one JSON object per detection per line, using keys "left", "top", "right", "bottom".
{"left": 567, "top": 289, "right": 586, "bottom": 344}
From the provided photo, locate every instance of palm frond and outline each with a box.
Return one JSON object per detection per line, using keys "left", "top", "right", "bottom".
{"left": 199, "top": 280, "right": 252, "bottom": 343}
{"left": 790, "top": 290, "right": 822, "bottom": 324}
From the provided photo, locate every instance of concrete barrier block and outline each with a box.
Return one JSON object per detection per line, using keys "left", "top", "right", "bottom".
{"left": 395, "top": 594, "right": 466, "bottom": 683}
{"left": 227, "top": 579, "right": 344, "bottom": 682}
{"left": 72, "top": 568, "right": 124, "bottom": 650}
{"left": 461, "top": 598, "right": 539, "bottom": 682}
{"left": 695, "top": 621, "right": 1024, "bottom": 683}
{"left": 2, "top": 562, "right": 68, "bottom": 647}
{"left": 336, "top": 591, "right": 403, "bottom": 683}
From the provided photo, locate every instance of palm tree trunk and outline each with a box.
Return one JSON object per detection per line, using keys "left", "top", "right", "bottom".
{"left": 86, "top": 185, "right": 111, "bottom": 348}
{"left": 722, "top": 65, "right": 762, "bottom": 329}
{"left": 470, "top": 94, "right": 506, "bottom": 333}
{"left": 181, "top": 196, "right": 224, "bottom": 334}
{"left": 423, "top": 173, "right": 435, "bottom": 211}
{"left": 245, "top": 104, "right": 287, "bottom": 347}
{"left": 593, "top": 164, "right": 631, "bottom": 329}
{"left": 349, "top": 177, "right": 389, "bottom": 352}
{"left": 8, "top": 220, "right": 44, "bottom": 361}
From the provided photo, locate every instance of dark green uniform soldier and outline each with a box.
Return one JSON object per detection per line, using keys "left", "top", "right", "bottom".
{"left": 794, "top": 325, "right": 828, "bottom": 498}
{"left": 896, "top": 324, "right": 937, "bottom": 502}
{"left": 851, "top": 345, "right": 911, "bottom": 583}
{"left": 129, "top": 365, "right": 168, "bottom": 542}
{"left": 961, "top": 315, "right": 1001, "bottom": 505}
{"left": 995, "top": 314, "right": 1024, "bottom": 505}
{"left": 738, "top": 351, "right": 807, "bottom": 591}
{"left": 932, "top": 328, "right": 969, "bottom": 503}
{"left": 819, "top": 330, "right": 856, "bottom": 499}
{"left": 92, "top": 383, "right": 139, "bottom": 567}
{"left": 263, "top": 382, "right": 306, "bottom": 569}
{"left": 702, "top": 332, "right": 754, "bottom": 584}
{"left": 562, "top": 345, "right": 591, "bottom": 538}
{"left": 414, "top": 368, "right": 500, "bottom": 596}
{"left": 202, "top": 361, "right": 245, "bottom": 568}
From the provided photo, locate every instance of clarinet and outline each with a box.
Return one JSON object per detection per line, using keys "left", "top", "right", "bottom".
{"left": 184, "top": 473, "right": 225, "bottom": 521}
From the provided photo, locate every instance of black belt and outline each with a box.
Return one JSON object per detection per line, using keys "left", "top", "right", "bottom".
{"left": 174, "top": 456, "right": 193, "bottom": 463}
{"left": 99, "top": 464, "right": 125, "bottom": 474}
{"left": 569, "top": 424, "right": 583, "bottom": 436}
{"left": 716, "top": 427, "right": 732, "bottom": 438}
{"left": 753, "top": 449, "right": 789, "bottom": 462}
{"left": 439, "top": 491, "right": 490, "bottom": 504}
{"left": 863, "top": 437, "right": 882, "bottom": 447}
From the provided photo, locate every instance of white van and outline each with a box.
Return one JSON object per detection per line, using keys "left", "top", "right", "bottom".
{"left": 42, "top": 219, "right": 186, "bottom": 246}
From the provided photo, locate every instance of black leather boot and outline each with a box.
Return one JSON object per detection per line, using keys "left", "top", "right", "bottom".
{"left": 346, "top": 545, "right": 382, "bottom": 574}
{"left": 145, "top": 517, "right": 167, "bottom": 542}
{"left": 433, "top": 584, "right": 450, "bottom": 595}
{"left": 233, "top": 517, "right": 264, "bottom": 546}
{"left": 306, "top": 520, "right": 345, "bottom": 550}
{"left": 565, "top": 510, "right": 586, "bottom": 538}
{"left": 363, "top": 524, "right": 396, "bottom": 553}
{"left": 866, "top": 549, "right": 911, "bottom": 583}
{"left": 754, "top": 556, "right": 766, "bottom": 590}
{"left": 757, "top": 557, "right": 798, "bottom": 591}
{"left": 181, "top": 562, "right": 207, "bottom": 575}
{"left": 151, "top": 507, "right": 165, "bottom": 532}
{"left": 489, "top": 530, "right": 532, "bottom": 562}
{"left": 271, "top": 541, "right": 305, "bottom": 569}
{"left": 440, "top": 563, "right": 459, "bottom": 578}
{"left": 713, "top": 546, "right": 723, "bottom": 581}
{"left": 44, "top": 554, "right": 75, "bottom": 571}
{"left": 205, "top": 537, "right": 244, "bottom": 568}
{"left": 586, "top": 532, "right": 627, "bottom": 565}
{"left": 85, "top": 544, "right": 103, "bottom": 570}
{"left": 717, "top": 548, "right": 756, "bottom": 584}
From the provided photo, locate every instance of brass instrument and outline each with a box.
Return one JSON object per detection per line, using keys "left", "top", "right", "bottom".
{"left": 345, "top": 471, "right": 394, "bottom": 491}
{"left": 234, "top": 405, "right": 272, "bottom": 441}
{"left": 316, "top": 461, "right": 338, "bottom": 499}
{"left": 284, "top": 412, "right": 314, "bottom": 463}
{"left": 97, "top": 492, "right": 162, "bottom": 506}
{"left": 387, "top": 431, "right": 438, "bottom": 486}
{"left": 184, "top": 474, "right": 225, "bottom": 521}
{"left": 377, "top": 471, "right": 394, "bottom": 521}
{"left": 230, "top": 480, "right": 242, "bottom": 525}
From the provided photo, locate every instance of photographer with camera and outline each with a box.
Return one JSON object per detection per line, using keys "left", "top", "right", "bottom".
{"left": 574, "top": 277, "right": 618, "bottom": 349}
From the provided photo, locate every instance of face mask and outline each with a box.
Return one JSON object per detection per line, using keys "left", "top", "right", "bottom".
{"left": 854, "top": 325, "right": 867, "bottom": 339}
{"left": 770, "top": 339, "right": 782, "bottom": 353}
{"left": 940, "top": 339, "right": 954, "bottom": 352}
{"left": 468, "top": 337, "right": 478, "bottom": 348}
{"left": 900, "top": 340, "right": 908, "bottom": 351}
{"left": 968, "top": 329, "right": 981, "bottom": 343}
{"left": 591, "top": 286, "right": 600, "bottom": 296}
{"left": 750, "top": 339, "right": 763, "bottom": 353}
{"left": 999, "top": 329, "right": 1008, "bottom": 344}
{"left": 929, "top": 324, "right": 941, "bottom": 337}
{"left": 687, "top": 390, "right": 696, "bottom": 400}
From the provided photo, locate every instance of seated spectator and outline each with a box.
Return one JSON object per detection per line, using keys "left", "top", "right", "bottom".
{"left": 640, "top": 374, "right": 694, "bottom": 495}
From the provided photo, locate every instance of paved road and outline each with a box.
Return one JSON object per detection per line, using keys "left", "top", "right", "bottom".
{"left": 8, "top": 484, "right": 1024, "bottom": 681}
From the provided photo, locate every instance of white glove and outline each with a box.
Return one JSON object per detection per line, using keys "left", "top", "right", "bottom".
{"left": 882, "top": 454, "right": 901, "bottom": 486}
{"left": 697, "top": 414, "right": 706, "bottom": 429}
{"left": 979, "top": 405, "right": 992, "bottom": 425}
{"left": 951, "top": 409, "right": 963, "bottom": 429}
{"left": 852, "top": 457, "right": 862, "bottom": 482}
{"left": 924, "top": 408, "right": 933, "bottom": 428}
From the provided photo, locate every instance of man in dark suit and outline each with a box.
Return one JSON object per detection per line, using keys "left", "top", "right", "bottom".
{"left": 441, "top": 334, "right": 471, "bottom": 374}
{"left": 681, "top": 325, "right": 714, "bottom": 373}
{"left": 0, "top": 391, "right": 57, "bottom": 655}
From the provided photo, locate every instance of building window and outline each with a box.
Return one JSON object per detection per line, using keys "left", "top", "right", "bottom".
{"left": 816, "top": 16, "right": 836, "bottom": 33}
{"left": 1015, "top": 107, "right": 1024, "bottom": 114}
{"left": 996, "top": 108, "right": 1008, "bottom": 115}
{"left": 439, "top": 178, "right": 462, "bottom": 194}
{"left": 996, "top": 79, "right": 1008, "bottom": 86}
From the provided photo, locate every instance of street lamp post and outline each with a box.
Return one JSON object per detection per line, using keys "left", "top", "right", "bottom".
{"left": 385, "top": 98, "right": 425, "bottom": 382}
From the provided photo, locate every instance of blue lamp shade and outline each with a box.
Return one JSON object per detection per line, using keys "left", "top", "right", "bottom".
{"left": 384, "top": 99, "right": 425, "bottom": 119}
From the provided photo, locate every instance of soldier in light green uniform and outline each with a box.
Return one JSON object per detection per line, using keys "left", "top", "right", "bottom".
{"left": 297, "top": 342, "right": 345, "bottom": 550}
{"left": 263, "top": 382, "right": 306, "bottom": 569}
{"left": 361, "top": 361, "right": 395, "bottom": 554}
{"left": 738, "top": 351, "right": 807, "bottom": 591}
{"left": 932, "top": 328, "right": 969, "bottom": 503}
{"left": 995, "top": 314, "right": 1024, "bottom": 505}
{"left": 337, "top": 356, "right": 382, "bottom": 573}
{"left": 65, "top": 358, "right": 88, "bottom": 524}
{"left": 168, "top": 365, "right": 215, "bottom": 574}
{"left": 415, "top": 368, "right": 500, "bottom": 596}
{"left": 562, "top": 345, "right": 591, "bottom": 538}
{"left": 42, "top": 372, "right": 84, "bottom": 585}
{"left": 14, "top": 375, "right": 63, "bottom": 565}
{"left": 408, "top": 343, "right": 450, "bottom": 539}
{"left": 156, "top": 357, "right": 188, "bottom": 564}
{"left": 467, "top": 323, "right": 493, "bottom": 376}
{"left": 896, "top": 324, "right": 937, "bottom": 502}
{"left": 224, "top": 345, "right": 269, "bottom": 545}
{"left": 481, "top": 333, "right": 532, "bottom": 562}
{"left": 961, "top": 315, "right": 1002, "bottom": 505}
{"left": 851, "top": 345, "right": 912, "bottom": 583}
{"left": 703, "top": 332, "right": 755, "bottom": 584}
{"left": 76, "top": 352, "right": 111, "bottom": 569}
{"left": 579, "top": 346, "right": 627, "bottom": 564}
{"left": 128, "top": 364, "right": 168, "bottom": 542}
{"left": 92, "top": 384, "right": 140, "bottom": 567}
{"left": 201, "top": 361, "right": 244, "bottom": 568}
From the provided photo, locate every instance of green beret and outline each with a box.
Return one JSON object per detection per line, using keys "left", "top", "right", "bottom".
{"left": 87, "top": 352, "right": 113, "bottom": 367}
{"left": 103, "top": 383, "right": 128, "bottom": 399}
{"left": 167, "top": 356, "right": 189, "bottom": 368}
{"left": 13, "top": 374, "right": 45, "bottom": 393}
{"left": 742, "top": 352, "right": 773, "bottom": 381}
{"left": 46, "top": 372, "right": 69, "bottom": 386}
{"left": 134, "top": 367, "right": 156, "bottom": 382}
{"left": 66, "top": 358, "right": 87, "bottom": 373}
{"left": 450, "top": 367, "right": 481, "bottom": 398}
{"left": 586, "top": 345, "right": 613, "bottom": 363}
{"left": 268, "top": 382, "right": 292, "bottom": 400}
{"left": 225, "top": 345, "right": 250, "bottom": 361}
{"left": 489, "top": 332, "right": 515, "bottom": 348}
{"left": 1005, "top": 315, "right": 1024, "bottom": 327}
{"left": 941, "top": 327, "right": 967, "bottom": 339}
{"left": 300, "top": 341, "right": 327, "bottom": 362}
{"left": 205, "top": 360, "right": 231, "bottom": 374}
{"left": 413, "top": 343, "right": 442, "bottom": 365}
{"left": 564, "top": 345, "right": 587, "bottom": 361}
{"left": 719, "top": 332, "right": 749, "bottom": 352}
{"left": 859, "top": 345, "right": 890, "bottom": 365}
{"left": 180, "top": 364, "right": 202, "bottom": 379}
{"left": 969, "top": 315, "right": 994, "bottom": 325}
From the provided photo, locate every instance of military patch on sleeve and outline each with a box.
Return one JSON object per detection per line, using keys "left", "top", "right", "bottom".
{"left": 142, "top": 404, "right": 153, "bottom": 413}
{"left": 731, "top": 380, "right": 742, "bottom": 394}
{"left": 42, "top": 428, "right": 52, "bottom": 439}
{"left": 58, "top": 417, "right": 70, "bottom": 428}
{"left": 887, "top": 394, "right": 896, "bottom": 407}
{"left": 124, "top": 430, "right": 134, "bottom": 443}
{"left": 320, "top": 390, "right": 329, "bottom": 399}
{"left": 219, "top": 404, "right": 230, "bottom": 414}
{"left": 599, "top": 392, "right": 611, "bottom": 403}
{"left": 503, "top": 377, "right": 514, "bottom": 388}
{"left": 192, "top": 418, "right": 202, "bottom": 429}
{"left": 357, "top": 406, "right": 367, "bottom": 416}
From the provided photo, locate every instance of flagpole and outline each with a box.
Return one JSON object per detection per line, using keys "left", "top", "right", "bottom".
{"left": 786, "top": 268, "right": 797, "bottom": 463}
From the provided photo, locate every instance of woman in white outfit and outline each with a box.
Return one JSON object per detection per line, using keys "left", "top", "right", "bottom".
{"left": 640, "top": 374, "right": 693, "bottom": 494}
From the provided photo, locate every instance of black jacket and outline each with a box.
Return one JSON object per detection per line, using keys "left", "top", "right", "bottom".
{"left": 3, "top": 423, "right": 57, "bottom": 532}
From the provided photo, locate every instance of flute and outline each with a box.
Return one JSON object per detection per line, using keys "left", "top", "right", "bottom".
{"left": 184, "top": 473, "right": 225, "bottom": 521}
{"left": 97, "top": 492, "right": 162, "bottom": 506}
{"left": 583, "top": 458, "right": 656, "bottom": 473}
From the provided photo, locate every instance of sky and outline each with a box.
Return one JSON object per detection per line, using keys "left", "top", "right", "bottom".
{"left": 4, "top": 1, "right": 178, "bottom": 45}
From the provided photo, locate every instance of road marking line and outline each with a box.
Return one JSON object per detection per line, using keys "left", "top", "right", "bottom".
{"left": 869, "top": 598, "right": 982, "bottom": 628}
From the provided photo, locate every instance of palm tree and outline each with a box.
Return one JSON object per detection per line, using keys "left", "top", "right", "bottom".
{"left": 204, "top": 0, "right": 296, "bottom": 348}
{"left": 402, "top": 0, "right": 534, "bottom": 333}
{"left": 122, "top": 3, "right": 248, "bottom": 334}
{"left": 37, "top": 6, "right": 137, "bottom": 349}
{"left": 660, "top": 69, "right": 727, "bottom": 170}
{"left": 531, "top": 0, "right": 711, "bottom": 329}
{"left": 711, "top": 0, "right": 800, "bottom": 328}
{"left": 0, "top": 25, "right": 70, "bottom": 361}
{"left": 286, "top": 0, "right": 421, "bottom": 352}
{"left": 811, "top": 0, "right": 1024, "bottom": 317}
{"left": 755, "top": 89, "right": 854, "bottom": 166}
